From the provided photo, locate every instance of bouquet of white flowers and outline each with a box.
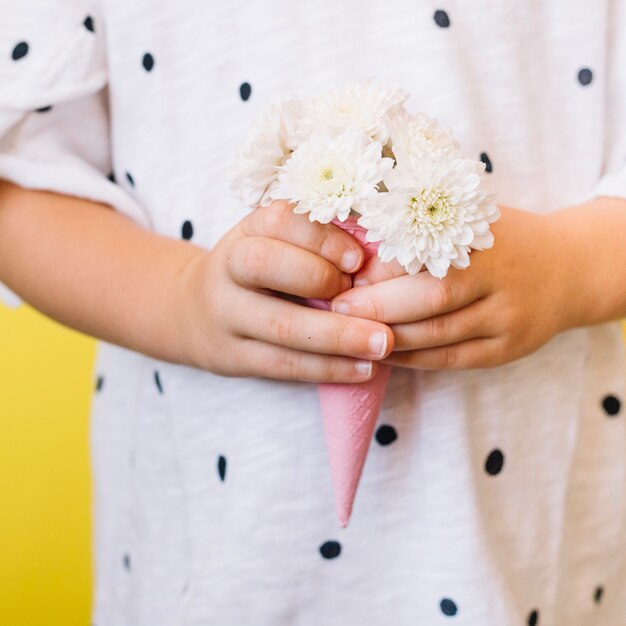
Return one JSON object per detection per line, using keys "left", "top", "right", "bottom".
{"left": 231, "top": 79, "right": 500, "bottom": 526}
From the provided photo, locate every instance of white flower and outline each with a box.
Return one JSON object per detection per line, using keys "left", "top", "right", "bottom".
{"left": 358, "top": 153, "right": 500, "bottom": 278}
{"left": 272, "top": 125, "right": 393, "bottom": 224}
{"left": 387, "top": 108, "right": 460, "bottom": 165}
{"left": 229, "top": 99, "right": 302, "bottom": 208}
{"left": 296, "top": 79, "right": 409, "bottom": 145}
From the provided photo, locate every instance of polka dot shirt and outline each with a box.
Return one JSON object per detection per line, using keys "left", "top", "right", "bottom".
{"left": 1, "top": 1, "right": 625, "bottom": 625}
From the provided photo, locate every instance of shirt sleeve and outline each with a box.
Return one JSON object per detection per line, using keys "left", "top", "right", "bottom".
{"left": 0, "top": 0, "right": 150, "bottom": 307}
{"left": 585, "top": 0, "right": 626, "bottom": 202}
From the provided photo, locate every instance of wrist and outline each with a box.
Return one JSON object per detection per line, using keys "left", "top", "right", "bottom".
{"left": 173, "top": 246, "right": 216, "bottom": 369}
{"left": 544, "top": 198, "right": 621, "bottom": 330}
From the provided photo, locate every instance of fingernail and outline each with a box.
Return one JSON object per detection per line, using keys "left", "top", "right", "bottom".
{"left": 354, "top": 277, "right": 369, "bottom": 287}
{"left": 369, "top": 331, "right": 387, "bottom": 358}
{"left": 355, "top": 360, "right": 372, "bottom": 377}
{"left": 341, "top": 249, "right": 361, "bottom": 272}
{"left": 332, "top": 300, "right": 351, "bottom": 315}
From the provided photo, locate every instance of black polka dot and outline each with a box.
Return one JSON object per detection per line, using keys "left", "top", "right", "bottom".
{"left": 181, "top": 220, "right": 194, "bottom": 240}
{"left": 154, "top": 370, "right": 164, "bottom": 394}
{"left": 375, "top": 424, "right": 397, "bottom": 446}
{"left": 319, "top": 540, "right": 341, "bottom": 559}
{"left": 123, "top": 553, "right": 131, "bottom": 570}
{"left": 107, "top": 171, "right": 116, "bottom": 183}
{"left": 11, "top": 41, "right": 29, "bottom": 61}
{"left": 440, "top": 598, "right": 458, "bottom": 616}
{"left": 594, "top": 585, "right": 604, "bottom": 604}
{"left": 434, "top": 9, "right": 451, "bottom": 28}
{"left": 217, "top": 455, "right": 227, "bottom": 481}
{"left": 578, "top": 68, "right": 593, "bottom": 86}
{"left": 528, "top": 609, "right": 539, "bottom": 626}
{"left": 35, "top": 105, "right": 53, "bottom": 113}
{"left": 95, "top": 375, "right": 104, "bottom": 392}
{"left": 480, "top": 152, "right": 493, "bottom": 173}
{"left": 602, "top": 394, "right": 621, "bottom": 416}
{"left": 83, "top": 15, "right": 95, "bottom": 33}
{"left": 142, "top": 52, "right": 155, "bottom": 72}
{"left": 125, "top": 171, "right": 135, "bottom": 187}
{"left": 239, "top": 82, "right": 252, "bottom": 101}
{"left": 485, "top": 449, "right": 505, "bottom": 475}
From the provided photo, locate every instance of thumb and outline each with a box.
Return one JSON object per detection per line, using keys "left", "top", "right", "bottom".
{"left": 352, "top": 254, "right": 409, "bottom": 286}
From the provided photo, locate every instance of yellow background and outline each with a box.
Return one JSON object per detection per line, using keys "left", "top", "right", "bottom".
{"left": 1, "top": 302, "right": 625, "bottom": 626}
{"left": 0, "top": 303, "right": 95, "bottom": 626}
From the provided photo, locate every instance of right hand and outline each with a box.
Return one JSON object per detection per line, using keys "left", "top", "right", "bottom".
{"left": 175, "top": 200, "right": 395, "bottom": 383}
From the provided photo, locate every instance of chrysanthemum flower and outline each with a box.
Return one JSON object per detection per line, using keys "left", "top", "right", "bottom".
{"left": 387, "top": 108, "right": 460, "bottom": 164}
{"left": 358, "top": 153, "right": 500, "bottom": 278}
{"left": 272, "top": 125, "right": 393, "bottom": 224}
{"left": 229, "top": 99, "right": 302, "bottom": 208}
{"left": 296, "top": 79, "right": 409, "bottom": 145}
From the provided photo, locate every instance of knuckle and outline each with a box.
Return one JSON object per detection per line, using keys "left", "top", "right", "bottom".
{"left": 368, "top": 296, "right": 386, "bottom": 322}
{"left": 221, "top": 355, "right": 244, "bottom": 377}
{"left": 483, "top": 351, "right": 503, "bottom": 368}
{"left": 236, "top": 238, "right": 267, "bottom": 283}
{"left": 311, "top": 260, "right": 341, "bottom": 293}
{"left": 473, "top": 341, "right": 500, "bottom": 369}
{"left": 493, "top": 302, "right": 518, "bottom": 341}
{"left": 383, "top": 266, "right": 398, "bottom": 282}
{"left": 333, "top": 320, "right": 353, "bottom": 355}
{"left": 427, "top": 314, "right": 448, "bottom": 345}
{"left": 505, "top": 302, "right": 522, "bottom": 333}
{"left": 327, "top": 356, "right": 348, "bottom": 382}
{"left": 439, "top": 344, "right": 456, "bottom": 369}
{"left": 429, "top": 277, "right": 454, "bottom": 314}
{"left": 269, "top": 313, "right": 295, "bottom": 346}
{"left": 496, "top": 335, "right": 518, "bottom": 365}
{"left": 283, "top": 354, "right": 299, "bottom": 381}
{"left": 457, "top": 346, "right": 477, "bottom": 369}
{"left": 262, "top": 202, "right": 289, "bottom": 236}
{"left": 459, "top": 312, "right": 478, "bottom": 338}
{"left": 213, "top": 340, "right": 244, "bottom": 377}
{"left": 386, "top": 260, "right": 406, "bottom": 280}
{"left": 261, "top": 344, "right": 297, "bottom": 380}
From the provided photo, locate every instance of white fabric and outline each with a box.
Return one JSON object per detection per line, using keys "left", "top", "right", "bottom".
{"left": 1, "top": 1, "right": 626, "bottom": 625}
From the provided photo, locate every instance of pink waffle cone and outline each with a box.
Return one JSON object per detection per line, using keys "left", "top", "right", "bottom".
{"left": 306, "top": 215, "right": 391, "bottom": 527}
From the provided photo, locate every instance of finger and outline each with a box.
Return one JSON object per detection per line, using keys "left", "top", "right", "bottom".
{"left": 331, "top": 270, "right": 486, "bottom": 325}
{"left": 235, "top": 337, "right": 380, "bottom": 383}
{"left": 243, "top": 200, "right": 365, "bottom": 273}
{"left": 352, "top": 254, "right": 407, "bottom": 287}
{"left": 233, "top": 291, "right": 394, "bottom": 360}
{"left": 391, "top": 298, "right": 492, "bottom": 351}
{"left": 382, "top": 337, "right": 500, "bottom": 370}
{"left": 228, "top": 236, "right": 351, "bottom": 299}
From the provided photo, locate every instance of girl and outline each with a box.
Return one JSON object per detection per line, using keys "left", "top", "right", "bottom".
{"left": 1, "top": 1, "right": 625, "bottom": 624}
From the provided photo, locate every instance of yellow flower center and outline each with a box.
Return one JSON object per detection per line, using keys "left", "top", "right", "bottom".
{"left": 409, "top": 188, "right": 451, "bottom": 228}
{"left": 320, "top": 167, "right": 334, "bottom": 181}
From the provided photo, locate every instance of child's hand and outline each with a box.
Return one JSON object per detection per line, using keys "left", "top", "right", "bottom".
{"left": 176, "top": 200, "right": 394, "bottom": 382}
{"left": 329, "top": 205, "right": 573, "bottom": 370}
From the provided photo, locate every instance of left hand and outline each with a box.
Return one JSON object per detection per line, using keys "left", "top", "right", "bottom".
{"left": 330, "top": 205, "right": 575, "bottom": 370}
